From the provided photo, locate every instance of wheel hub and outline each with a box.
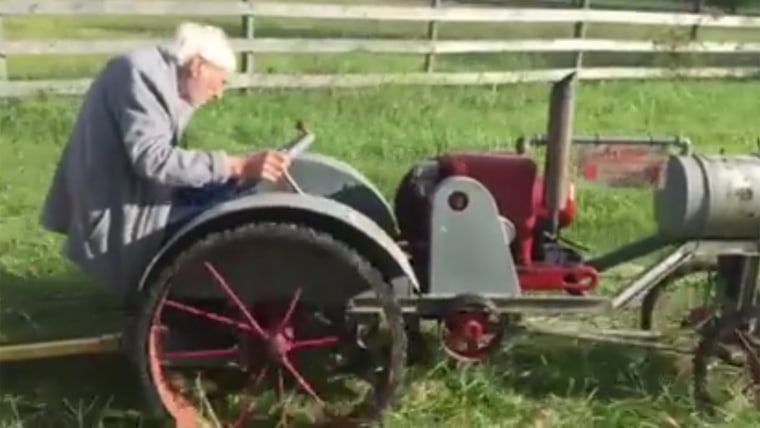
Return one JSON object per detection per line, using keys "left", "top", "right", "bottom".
{"left": 266, "top": 327, "right": 295, "bottom": 361}
{"left": 463, "top": 319, "right": 484, "bottom": 340}
{"left": 438, "top": 295, "right": 505, "bottom": 363}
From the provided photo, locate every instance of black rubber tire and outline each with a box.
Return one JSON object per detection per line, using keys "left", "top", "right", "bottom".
{"left": 130, "top": 221, "right": 408, "bottom": 426}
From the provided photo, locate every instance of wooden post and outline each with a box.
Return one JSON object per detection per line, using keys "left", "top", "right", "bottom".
{"left": 0, "top": 334, "right": 122, "bottom": 362}
{"left": 0, "top": 16, "right": 7, "bottom": 81}
{"left": 572, "top": 0, "right": 591, "bottom": 70}
{"left": 241, "top": 0, "right": 255, "bottom": 91}
{"left": 423, "top": 0, "right": 441, "bottom": 72}
{"left": 690, "top": 0, "right": 705, "bottom": 41}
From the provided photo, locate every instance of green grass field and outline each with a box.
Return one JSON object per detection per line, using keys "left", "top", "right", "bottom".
{"left": 4, "top": 2, "right": 760, "bottom": 427}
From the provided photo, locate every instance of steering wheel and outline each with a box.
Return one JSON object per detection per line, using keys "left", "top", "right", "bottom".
{"left": 274, "top": 120, "right": 314, "bottom": 193}
{"left": 279, "top": 120, "right": 314, "bottom": 159}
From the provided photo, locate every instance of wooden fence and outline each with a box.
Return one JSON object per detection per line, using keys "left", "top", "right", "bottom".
{"left": 2, "top": 1, "right": 760, "bottom": 97}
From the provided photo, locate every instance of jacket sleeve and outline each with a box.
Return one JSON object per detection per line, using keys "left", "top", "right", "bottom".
{"left": 107, "top": 60, "right": 231, "bottom": 188}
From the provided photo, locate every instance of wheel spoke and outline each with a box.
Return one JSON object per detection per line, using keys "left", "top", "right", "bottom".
{"left": 164, "top": 299, "right": 254, "bottom": 333}
{"left": 291, "top": 336, "right": 339, "bottom": 351}
{"left": 281, "top": 355, "right": 324, "bottom": 406}
{"left": 203, "top": 261, "right": 269, "bottom": 339}
{"left": 276, "top": 287, "right": 303, "bottom": 333}
{"left": 164, "top": 348, "right": 239, "bottom": 360}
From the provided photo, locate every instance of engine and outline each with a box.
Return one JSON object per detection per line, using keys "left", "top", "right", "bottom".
{"left": 394, "top": 151, "right": 596, "bottom": 294}
{"left": 655, "top": 154, "right": 760, "bottom": 240}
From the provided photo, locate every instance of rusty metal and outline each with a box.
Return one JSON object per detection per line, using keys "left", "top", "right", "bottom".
{"left": 523, "top": 134, "right": 692, "bottom": 155}
{"left": 519, "top": 134, "right": 692, "bottom": 188}
{"left": 575, "top": 143, "right": 670, "bottom": 187}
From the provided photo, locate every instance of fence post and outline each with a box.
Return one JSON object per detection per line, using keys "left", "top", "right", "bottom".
{"left": 423, "top": 0, "right": 441, "bottom": 72}
{"left": 572, "top": 0, "right": 590, "bottom": 70}
{"left": 690, "top": 0, "right": 705, "bottom": 40}
{"left": 240, "top": 0, "right": 255, "bottom": 92}
{"left": 0, "top": 16, "right": 7, "bottom": 81}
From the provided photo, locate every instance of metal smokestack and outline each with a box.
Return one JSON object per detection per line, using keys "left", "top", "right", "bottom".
{"left": 542, "top": 72, "right": 576, "bottom": 236}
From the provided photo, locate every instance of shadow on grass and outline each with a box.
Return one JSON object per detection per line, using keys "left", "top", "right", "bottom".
{"left": 412, "top": 330, "right": 688, "bottom": 405}
{"left": 0, "top": 269, "right": 151, "bottom": 427}
{"left": 0, "top": 269, "right": 124, "bottom": 344}
{"left": 494, "top": 336, "right": 685, "bottom": 401}
{"left": 0, "top": 334, "right": 687, "bottom": 427}
{"left": 0, "top": 354, "right": 152, "bottom": 428}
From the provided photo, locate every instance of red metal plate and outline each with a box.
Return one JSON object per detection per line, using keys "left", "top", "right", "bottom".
{"left": 574, "top": 144, "right": 669, "bottom": 187}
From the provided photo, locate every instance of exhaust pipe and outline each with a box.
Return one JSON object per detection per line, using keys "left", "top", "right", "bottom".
{"left": 542, "top": 72, "right": 576, "bottom": 236}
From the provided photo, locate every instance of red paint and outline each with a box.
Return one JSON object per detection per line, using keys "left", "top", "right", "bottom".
{"left": 576, "top": 144, "right": 668, "bottom": 187}
{"left": 441, "top": 310, "right": 501, "bottom": 361}
{"left": 517, "top": 263, "right": 599, "bottom": 292}
{"left": 394, "top": 150, "right": 600, "bottom": 294}
{"left": 439, "top": 153, "right": 539, "bottom": 264}
{"left": 438, "top": 152, "right": 577, "bottom": 266}
{"left": 582, "top": 164, "right": 598, "bottom": 180}
{"left": 148, "top": 265, "right": 341, "bottom": 427}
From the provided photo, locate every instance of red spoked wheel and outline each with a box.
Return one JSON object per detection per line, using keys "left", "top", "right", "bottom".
{"left": 438, "top": 296, "right": 505, "bottom": 363}
{"left": 133, "top": 222, "right": 407, "bottom": 427}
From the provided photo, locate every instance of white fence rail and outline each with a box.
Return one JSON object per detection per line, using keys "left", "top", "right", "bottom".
{"left": 1, "top": 1, "right": 758, "bottom": 27}
{"left": 1, "top": 1, "right": 759, "bottom": 97}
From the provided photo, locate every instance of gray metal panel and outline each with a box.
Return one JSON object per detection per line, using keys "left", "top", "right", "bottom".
{"left": 655, "top": 154, "right": 760, "bottom": 239}
{"left": 137, "top": 192, "right": 419, "bottom": 295}
{"left": 702, "top": 154, "right": 760, "bottom": 238}
{"left": 428, "top": 176, "right": 521, "bottom": 297}
{"left": 255, "top": 152, "right": 398, "bottom": 237}
{"left": 654, "top": 154, "right": 705, "bottom": 236}
{"left": 499, "top": 216, "right": 516, "bottom": 243}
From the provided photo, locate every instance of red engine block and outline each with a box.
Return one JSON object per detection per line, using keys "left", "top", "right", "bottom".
{"left": 393, "top": 151, "right": 599, "bottom": 294}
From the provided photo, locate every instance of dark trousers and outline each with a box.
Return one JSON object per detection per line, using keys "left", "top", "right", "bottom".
{"left": 164, "top": 179, "right": 260, "bottom": 241}
{"left": 122, "top": 180, "right": 262, "bottom": 354}
{"left": 148, "top": 182, "right": 256, "bottom": 349}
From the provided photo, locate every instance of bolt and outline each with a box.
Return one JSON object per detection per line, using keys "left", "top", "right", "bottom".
{"left": 464, "top": 320, "right": 484, "bottom": 340}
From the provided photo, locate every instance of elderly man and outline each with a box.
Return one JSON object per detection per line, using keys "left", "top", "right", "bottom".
{"left": 40, "top": 22, "right": 288, "bottom": 306}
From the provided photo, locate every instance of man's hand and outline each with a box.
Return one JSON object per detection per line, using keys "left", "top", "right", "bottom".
{"left": 227, "top": 150, "right": 291, "bottom": 182}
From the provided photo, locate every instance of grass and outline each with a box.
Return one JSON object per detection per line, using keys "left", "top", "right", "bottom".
{"left": 4, "top": 1, "right": 760, "bottom": 427}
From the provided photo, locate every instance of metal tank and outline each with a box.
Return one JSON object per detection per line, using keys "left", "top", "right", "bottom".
{"left": 654, "top": 154, "right": 760, "bottom": 240}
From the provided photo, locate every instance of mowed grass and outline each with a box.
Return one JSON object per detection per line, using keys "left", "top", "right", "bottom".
{"left": 4, "top": 3, "right": 760, "bottom": 427}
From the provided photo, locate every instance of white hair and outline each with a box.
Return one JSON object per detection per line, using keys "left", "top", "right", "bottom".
{"left": 174, "top": 22, "right": 237, "bottom": 72}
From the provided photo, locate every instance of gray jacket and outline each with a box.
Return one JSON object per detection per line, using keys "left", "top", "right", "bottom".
{"left": 40, "top": 45, "right": 232, "bottom": 302}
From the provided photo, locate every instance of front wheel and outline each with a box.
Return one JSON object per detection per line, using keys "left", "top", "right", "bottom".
{"left": 131, "top": 221, "right": 407, "bottom": 427}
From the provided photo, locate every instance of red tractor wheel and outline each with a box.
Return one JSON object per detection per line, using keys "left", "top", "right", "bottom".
{"left": 438, "top": 295, "right": 507, "bottom": 363}
{"left": 131, "top": 222, "right": 407, "bottom": 427}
